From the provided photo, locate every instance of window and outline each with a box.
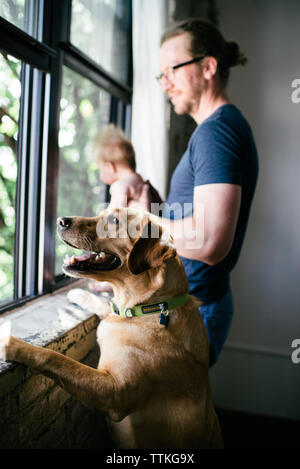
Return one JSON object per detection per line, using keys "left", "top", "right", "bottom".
{"left": 0, "top": 0, "right": 41, "bottom": 39}
{"left": 55, "top": 67, "right": 111, "bottom": 275}
{"left": 0, "top": 0, "right": 132, "bottom": 312}
{"left": 71, "top": 0, "right": 131, "bottom": 83}
{"left": 0, "top": 51, "right": 21, "bottom": 304}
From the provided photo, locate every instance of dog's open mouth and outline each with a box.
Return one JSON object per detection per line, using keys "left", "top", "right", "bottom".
{"left": 63, "top": 251, "right": 121, "bottom": 272}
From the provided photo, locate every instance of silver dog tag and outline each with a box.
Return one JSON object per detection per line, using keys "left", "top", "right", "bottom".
{"left": 159, "top": 303, "right": 169, "bottom": 327}
{"left": 125, "top": 308, "right": 134, "bottom": 318}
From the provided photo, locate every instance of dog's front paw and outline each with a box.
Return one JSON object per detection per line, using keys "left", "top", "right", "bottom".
{"left": 67, "top": 288, "right": 90, "bottom": 310}
{"left": 67, "top": 288, "right": 110, "bottom": 318}
{"left": 0, "top": 321, "right": 11, "bottom": 361}
{"left": 5, "top": 336, "right": 28, "bottom": 362}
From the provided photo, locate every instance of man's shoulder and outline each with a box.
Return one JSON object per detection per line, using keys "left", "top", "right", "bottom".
{"left": 194, "top": 104, "right": 243, "bottom": 130}
{"left": 190, "top": 104, "right": 253, "bottom": 148}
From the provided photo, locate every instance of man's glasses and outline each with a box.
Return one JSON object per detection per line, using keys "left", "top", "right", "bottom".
{"left": 156, "top": 56, "right": 205, "bottom": 84}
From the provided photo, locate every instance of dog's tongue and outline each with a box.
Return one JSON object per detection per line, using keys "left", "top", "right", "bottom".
{"left": 75, "top": 252, "right": 92, "bottom": 262}
{"left": 75, "top": 252, "right": 109, "bottom": 264}
{"left": 64, "top": 251, "right": 110, "bottom": 267}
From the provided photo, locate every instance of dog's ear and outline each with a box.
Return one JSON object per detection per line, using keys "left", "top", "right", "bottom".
{"left": 128, "top": 221, "right": 176, "bottom": 275}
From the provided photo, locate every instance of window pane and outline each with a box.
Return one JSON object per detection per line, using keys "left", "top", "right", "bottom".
{"left": 55, "top": 66, "right": 111, "bottom": 275}
{"left": 0, "top": 51, "right": 21, "bottom": 304}
{"left": 71, "top": 0, "right": 131, "bottom": 83}
{"left": 0, "top": 0, "right": 40, "bottom": 39}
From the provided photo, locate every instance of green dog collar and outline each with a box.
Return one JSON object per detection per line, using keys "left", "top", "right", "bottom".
{"left": 110, "top": 293, "right": 190, "bottom": 322}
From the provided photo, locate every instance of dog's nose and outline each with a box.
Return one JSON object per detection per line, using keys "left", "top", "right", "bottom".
{"left": 58, "top": 217, "right": 72, "bottom": 229}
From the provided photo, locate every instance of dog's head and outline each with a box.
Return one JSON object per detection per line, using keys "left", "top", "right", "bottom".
{"left": 57, "top": 207, "right": 179, "bottom": 287}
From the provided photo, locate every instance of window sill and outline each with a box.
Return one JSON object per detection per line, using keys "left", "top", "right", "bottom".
{"left": 0, "top": 279, "right": 100, "bottom": 375}
{"left": 0, "top": 280, "right": 115, "bottom": 449}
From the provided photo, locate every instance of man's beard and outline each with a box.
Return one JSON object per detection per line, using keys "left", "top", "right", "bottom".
{"left": 170, "top": 87, "right": 202, "bottom": 116}
{"left": 171, "top": 97, "right": 197, "bottom": 116}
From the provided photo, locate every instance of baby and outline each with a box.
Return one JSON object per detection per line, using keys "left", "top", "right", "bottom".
{"left": 92, "top": 124, "right": 162, "bottom": 294}
{"left": 94, "top": 124, "right": 162, "bottom": 210}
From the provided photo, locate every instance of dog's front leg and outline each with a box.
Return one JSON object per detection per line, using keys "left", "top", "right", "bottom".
{"left": 5, "top": 336, "right": 120, "bottom": 419}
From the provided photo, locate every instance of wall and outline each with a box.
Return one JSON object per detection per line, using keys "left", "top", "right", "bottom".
{"left": 209, "top": 0, "right": 300, "bottom": 420}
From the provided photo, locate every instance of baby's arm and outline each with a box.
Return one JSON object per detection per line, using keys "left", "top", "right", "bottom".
{"left": 108, "top": 180, "right": 130, "bottom": 208}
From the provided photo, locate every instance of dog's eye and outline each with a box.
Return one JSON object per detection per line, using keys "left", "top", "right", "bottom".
{"left": 107, "top": 214, "right": 119, "bottom": 225}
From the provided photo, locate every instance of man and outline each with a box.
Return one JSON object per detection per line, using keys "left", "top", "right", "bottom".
{"left": 157, "top": 19, "right": 258, "bottom": 366}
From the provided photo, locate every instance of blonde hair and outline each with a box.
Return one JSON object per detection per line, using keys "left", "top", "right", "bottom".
{"left": 94, "top": 124, "right": 136, "bottom": 171}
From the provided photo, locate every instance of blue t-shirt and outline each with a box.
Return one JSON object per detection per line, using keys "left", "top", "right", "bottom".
{"left": 163, "top": 104, "right": 258, "bottom": 302}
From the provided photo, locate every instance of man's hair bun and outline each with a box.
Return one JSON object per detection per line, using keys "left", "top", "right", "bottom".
{"left": 225, "top": 41, "right": 248, "bottom": 67}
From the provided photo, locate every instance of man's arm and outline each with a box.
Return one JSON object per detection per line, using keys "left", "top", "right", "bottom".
{"left": 161, "top": 183, "right": 241, "bottom": 265}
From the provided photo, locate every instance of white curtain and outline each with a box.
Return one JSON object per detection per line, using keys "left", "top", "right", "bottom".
{"left": 131, "top": 0, "right": 169, "bottom": 199}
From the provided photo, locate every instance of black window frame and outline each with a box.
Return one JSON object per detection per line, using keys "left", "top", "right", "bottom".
{"left": 0, "top": 0, "right": 133, "bottom": 313}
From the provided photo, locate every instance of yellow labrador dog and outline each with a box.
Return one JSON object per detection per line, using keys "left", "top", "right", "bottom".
{"left": 3, "top": 207, "right": 223, "bottom": 449}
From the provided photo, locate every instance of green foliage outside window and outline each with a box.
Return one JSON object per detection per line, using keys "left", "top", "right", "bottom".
{"left": 55, "top": 66, "right": 110, "bottom": 275}
{"left": 0, "top": 51, "right": 20, "bottom": 303}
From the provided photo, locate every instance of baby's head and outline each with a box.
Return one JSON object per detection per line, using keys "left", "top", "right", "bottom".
{"left": 94, "top": 124, "right": 136, "bottom": 185}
